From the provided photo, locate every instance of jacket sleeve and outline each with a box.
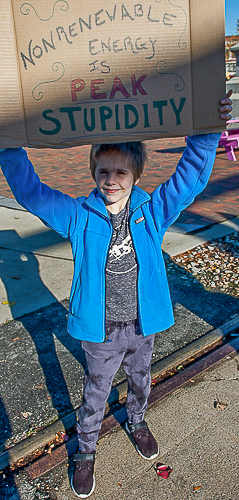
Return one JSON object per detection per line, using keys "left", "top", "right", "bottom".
{"left": 151, "top": 133, "right": 221, "bottom": 235}
{"left": 0, "top": 148, "right": 82, "bottom": 240}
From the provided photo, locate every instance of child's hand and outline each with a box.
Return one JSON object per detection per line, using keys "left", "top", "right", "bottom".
{"left": 219, "top": 90, "right": 233, "bottom": 121}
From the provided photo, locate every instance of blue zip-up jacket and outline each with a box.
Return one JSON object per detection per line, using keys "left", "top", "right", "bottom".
{"left": 0, "top": 134, "right": 220, "bottom": 342}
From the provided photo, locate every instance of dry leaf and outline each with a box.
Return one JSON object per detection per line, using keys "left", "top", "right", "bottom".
{"left": 177, "top": 365, "right": 184, "bottom": 371}
{"left": 21, "top": 412, "right": 33, "bottom": 418}
{"left": 193, "top": 486, "right": 202, "bottom": 491}
{"left": 54, "top": 432, "right": 65, "bottom": 444}
{"left": 59, "top": 432, "right": 69, "bottom": 442}
{"left": 214, "top": 397, "right": 228, "bottom": 411}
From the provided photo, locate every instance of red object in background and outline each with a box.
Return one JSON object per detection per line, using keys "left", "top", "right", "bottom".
{"left": 156, "top": 463, "right": 173, "bottom": 479}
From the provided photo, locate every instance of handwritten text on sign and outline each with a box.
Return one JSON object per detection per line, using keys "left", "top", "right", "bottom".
{"left": 16, "top": 1, "right": 190, "bottom": 142}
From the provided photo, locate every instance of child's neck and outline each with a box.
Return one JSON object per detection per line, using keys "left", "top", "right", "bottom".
{"left": 105, "top": 196, "right": 130, "bottom": 214}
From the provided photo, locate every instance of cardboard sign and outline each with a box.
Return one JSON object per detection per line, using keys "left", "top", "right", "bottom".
{"left": 0, "top": 0, "right": 225, "bottom": 148}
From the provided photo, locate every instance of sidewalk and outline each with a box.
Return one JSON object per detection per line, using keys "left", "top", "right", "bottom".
{"left": 0, "top": 137, "right": 239, "bottom": 498}
{"left": 36, "top": 349, "right": 239, "bottom": 500}
{"left": 2, "top": 347, "right": 239, "bottom": 499}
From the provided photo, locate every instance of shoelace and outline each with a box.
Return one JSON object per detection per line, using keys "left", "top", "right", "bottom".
{"left": 76, "top": 461, "right": 94, "bottom": 470}
{"left": 134, "top": 426, "right": 150, "bottom": 439}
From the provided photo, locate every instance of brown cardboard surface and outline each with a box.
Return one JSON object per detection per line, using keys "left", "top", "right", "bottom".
{"left": 0, "top": 1, "right": 26, "bottom": 146}
{"left": 189, "top": 0, "right": 226, "bottom": 134}
{"left": 0, "top": 0, "right": 226, "bottom": 148}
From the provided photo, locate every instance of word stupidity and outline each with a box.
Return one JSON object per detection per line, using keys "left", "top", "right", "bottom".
{"left": 39, "top": 98, "right": 187, "bottom": 136}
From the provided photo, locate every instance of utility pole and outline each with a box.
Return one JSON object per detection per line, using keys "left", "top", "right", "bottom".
{"left": 237, "top": 18, "right": 239, "bottom": 34}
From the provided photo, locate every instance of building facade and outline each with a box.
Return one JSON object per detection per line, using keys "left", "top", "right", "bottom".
{"left": 225, "top": 35, "right": 239, "bottom": 80}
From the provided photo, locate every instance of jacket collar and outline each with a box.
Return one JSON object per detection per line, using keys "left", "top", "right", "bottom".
{"left": 84, "top": 186, "right": 151, "bottom": 216}
{"left": 130, "top": 185, "right": 151, "bottom": 211}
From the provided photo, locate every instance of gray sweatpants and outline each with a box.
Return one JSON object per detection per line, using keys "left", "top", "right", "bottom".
{"left": 77, "top": 320, "right": 155, "bottom": 453}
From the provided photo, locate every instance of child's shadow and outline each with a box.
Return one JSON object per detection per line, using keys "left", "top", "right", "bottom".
{"left": 162, "top": 254, "right": 239, "bottom": 358}
{"left": 0, "top": 400, "right": 21, "bottom": 499}
{"left": 0, "top": 229, "right": 86, "bottom": 418}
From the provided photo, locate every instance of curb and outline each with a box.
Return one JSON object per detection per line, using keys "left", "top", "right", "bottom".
{"left": 1, "top": 315, "right": 239, "bottom": 472}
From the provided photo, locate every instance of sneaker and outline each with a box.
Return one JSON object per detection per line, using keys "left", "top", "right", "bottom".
{"left": 126, "top": 420, "right": 159, "bottom": 460}
{"left": 71, "top": 452, "right": 95, "bottom": 498}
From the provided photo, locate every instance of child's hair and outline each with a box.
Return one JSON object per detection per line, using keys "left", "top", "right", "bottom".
{"left": 90, "top": 142, "right": 147, "bottom": 183}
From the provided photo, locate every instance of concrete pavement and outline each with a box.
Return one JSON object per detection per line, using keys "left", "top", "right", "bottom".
{"left": 0, "top": 199, "right": 73, "bottom": 323}
{"left": 56, "top": 350, "right": 239, "bottom": 500}
{"left": 0, "top": 136, "right": 239, "bottom": 498}
{"left": 1, "top": 348, "right": 239, "bottom": 499}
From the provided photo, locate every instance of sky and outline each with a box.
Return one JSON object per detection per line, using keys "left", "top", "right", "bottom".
{"left": 225, "top": 0, "right": 239, "bottom": 35}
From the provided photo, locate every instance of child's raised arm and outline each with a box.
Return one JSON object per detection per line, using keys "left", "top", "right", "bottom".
{"left": 0, "top": 148, "right": 83, "bottom": 240}
{"left": 151, "top": 92, "right": 233, "bottom": 235}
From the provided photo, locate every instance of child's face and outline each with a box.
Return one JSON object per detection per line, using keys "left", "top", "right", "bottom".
{"left": 95, "top": 151, "right": 140, "bottom": 213}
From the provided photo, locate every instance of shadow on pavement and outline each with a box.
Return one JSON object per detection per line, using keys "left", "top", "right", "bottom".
{"left": 193, "top": 173, "right": 239, "bottom": 201}
{"left": 0, "top": 229, "right": 87, "bottom": 417}
{"left": 169, "top": 267, "right": 239, "bottom": 328}
{"left": 0, "top": 229, "right": 87, "bottom": 474}
{"left": 154, "top": 146, "right": 186, "bottom": 154}
{"left": 0, "top": 400, "right": 20, "bottom": 499}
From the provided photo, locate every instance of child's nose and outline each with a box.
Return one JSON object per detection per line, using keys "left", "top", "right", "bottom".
{"left": 106, "top": 173, "right": 116, "bottom": 184}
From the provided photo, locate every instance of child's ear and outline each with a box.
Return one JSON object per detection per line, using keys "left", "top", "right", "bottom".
{"left": 135, "top": 177, "right": 141, "bottom": 185}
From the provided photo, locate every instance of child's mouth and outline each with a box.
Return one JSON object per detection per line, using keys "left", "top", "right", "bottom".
{"left": 104, "top": 189, "right": 119, "bottom": 194}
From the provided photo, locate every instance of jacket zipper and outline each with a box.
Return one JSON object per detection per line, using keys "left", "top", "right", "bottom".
{"left": 88, "top": 201, "right": 147, "bottom": 341}
{"left": 91, "top": 209, "right": 113, "bottom": 342}
{"left": 129, "top": 212, "right": 144, "bottom": 336}
{"left": 103, "top": 215, "right": 113, "bottom": 342}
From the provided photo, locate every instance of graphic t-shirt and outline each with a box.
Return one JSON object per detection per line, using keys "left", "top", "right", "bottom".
{"left": 106, "top": 202, "right": 138, "bottom": 321}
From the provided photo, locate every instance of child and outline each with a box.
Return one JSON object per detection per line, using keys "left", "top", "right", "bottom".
{"left": 0, "top": 94, "right": 232, "bottom": 498}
